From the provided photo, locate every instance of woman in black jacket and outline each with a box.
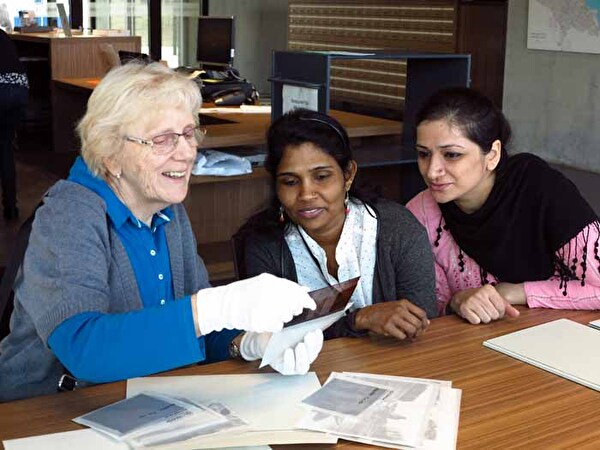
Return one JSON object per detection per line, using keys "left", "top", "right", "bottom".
{"left": 236, "top": 109, "right": 436, "bottom": 340}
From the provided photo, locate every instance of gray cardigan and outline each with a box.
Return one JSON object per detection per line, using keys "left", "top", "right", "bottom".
{"left": 242, "top": 200, "right": 437, "bottom": 338}
{"left": 0, "top": 181, "right": 209, "bottom": 401}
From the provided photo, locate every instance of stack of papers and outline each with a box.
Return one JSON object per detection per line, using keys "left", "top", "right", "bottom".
{"left": 126, "top": 373, "right": 337, "bottom": 449}
{"left": 73, "top": 393, "right": 246, "bottom": 448}
{"left": 298, "top": 372, "right": 461, "bottom": 449}
{"left": 483, "top": 318, "right": 600, "bottom": 391}
{"left": 3, "top": 374, "right": 333, "bottom": 450}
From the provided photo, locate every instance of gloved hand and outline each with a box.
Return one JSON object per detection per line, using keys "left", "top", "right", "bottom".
{"left": 240, "top": 329, "right": 324, "bottom": 375}
{"left": 195, "top": 273, "right": 316, "bottom": 335}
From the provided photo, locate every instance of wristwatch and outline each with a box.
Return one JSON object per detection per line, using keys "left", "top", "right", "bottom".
{"left": 57, "top": 373, "right": 78, "bottom": 392}
{"left": 228, "top": 337, "right": 242, "bottom": 359}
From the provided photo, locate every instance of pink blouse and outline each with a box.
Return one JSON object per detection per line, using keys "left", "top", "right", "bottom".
{"left": 407, "top": 190, "right": 600, "bottom": 316}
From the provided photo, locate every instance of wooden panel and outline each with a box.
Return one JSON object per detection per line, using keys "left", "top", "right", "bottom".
{"left": 183, "top": 176, "right": 272, "bottom": 244}
{"left": 288, "top": 0, "right": 458, "bottom": 114}
{"left": 10, "top": 34, "right": 141, "bottom": 79}
{"left": 456, "top": 0, "right": 508, "bottom": 107}
{"left": 49, "top": 36, "right": 141, "bottom": 78}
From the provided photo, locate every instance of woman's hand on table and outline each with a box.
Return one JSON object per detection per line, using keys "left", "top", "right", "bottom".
{"left": 354, "top": 300, "right": 430, "bottom": 340}
{"left": 450, "top": 285, "right": 520, "bottom": 325}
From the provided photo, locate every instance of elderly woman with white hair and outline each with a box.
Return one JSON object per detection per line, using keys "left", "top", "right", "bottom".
{"left": 0, "top": 63, "right": 323, "bottom": 402}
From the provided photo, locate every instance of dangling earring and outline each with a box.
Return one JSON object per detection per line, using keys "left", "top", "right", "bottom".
{"left": 278, "top": 205, "right": 285, "bottom": 223}
{"left": 344, "top": 191, "right": 350, "bottom": 215}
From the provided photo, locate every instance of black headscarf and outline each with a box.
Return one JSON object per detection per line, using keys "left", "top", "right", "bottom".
{"left": 439, "top": 153, "right": 598, "bottom": 287}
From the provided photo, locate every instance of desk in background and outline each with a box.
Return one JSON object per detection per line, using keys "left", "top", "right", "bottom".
{"left": 9, "top": 33, "right": 141, "bottom": 79}
{"left": 10, "top": 33, "right": 141, "bottom": 152}
{"left": 51, "top": 77, "right": 403, "bottom": 152}
{"left": 1, "top": 308, "right": 599, "bottom": 449}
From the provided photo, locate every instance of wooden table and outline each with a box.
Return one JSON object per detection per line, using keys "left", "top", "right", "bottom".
{"left": 1, "top": 307, "right": 599, "bottom": 449}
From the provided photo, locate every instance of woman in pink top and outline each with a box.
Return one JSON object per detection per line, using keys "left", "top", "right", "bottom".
{"left": 406, "top": 87, "right": 600, "bottom": 324}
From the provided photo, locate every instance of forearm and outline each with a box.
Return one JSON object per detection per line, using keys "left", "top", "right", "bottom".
{"left": 524, "top": 221, "right": 600, "bottom": 310}
{"left": 323, "top": 310, "right": 368, "bottom": 339}
{"left": 48, "top": 298, "right": 204, "bottom": 383}
{"left": 524, "top": 279, "right": 600, "bottom": 309}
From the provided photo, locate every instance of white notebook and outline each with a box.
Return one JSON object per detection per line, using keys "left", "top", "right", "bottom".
{"left": 483, "top": 319, "right": 600, "bottom": 391}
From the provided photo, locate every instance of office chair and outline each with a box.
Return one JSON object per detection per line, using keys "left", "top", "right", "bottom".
{"left": 0, "top": 202, "right": 41, "bottom": 344}
{"left": 0, "top": 266, "right": 12, "bottom": 342}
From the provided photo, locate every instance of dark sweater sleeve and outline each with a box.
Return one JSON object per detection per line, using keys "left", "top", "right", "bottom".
{"left": 243, "top": 231, "right": 289, "bottom": 279}
{"left": 385, "top": 204, "right": 438, "bottom": 318}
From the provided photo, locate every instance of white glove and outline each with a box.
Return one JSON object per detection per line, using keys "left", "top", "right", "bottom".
{"left": 240, "top": 329, "right": 324, "bottom": 375}
{"left": 195, "top": 273, "right": 316, "bottom": 335}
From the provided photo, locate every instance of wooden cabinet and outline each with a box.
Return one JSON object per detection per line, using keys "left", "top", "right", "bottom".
{"left": 456, "top": 0, "right": 508, "bottom": 107}
{"left": 10, "top": 33, "right": 141, "bottom": 79}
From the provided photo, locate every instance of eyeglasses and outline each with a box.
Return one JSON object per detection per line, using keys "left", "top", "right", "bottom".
{"left": 124, "top": 125, "right": 207, "bottom": 155}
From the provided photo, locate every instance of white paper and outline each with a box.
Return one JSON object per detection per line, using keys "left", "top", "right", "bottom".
{"left": 302, "top": 377, "right": 390, "bottom": 417}
{"left": 260, "top": 309, "right": 346, "bottom": 368}
{"left": 3, "top": 429, "right": 128, "bottom": 450}
{"left": 342, "top": 372, "right": 460, "bottom": 449}
{"left": 483, "top": 318, "right": 600, "bottom": 391}
{"left": 282, "top": 84, "right": 318, "bottom": 114}
{"left": 126, "top": 373, "right": 337, "bottom": 449}
{"left": 127, "top": 401, "right": 247, "bottom": 448}
{"left": 332, "top": 388, "right": 461, "bottom": 450}
{"left": 299, "top": 372, "right": 439, "bottom": 448}
{"left": 73, "top": 393, "right": 227, "bottom": 441}
{"left": 3, "top": 429, "right": 273, "bottom": 450}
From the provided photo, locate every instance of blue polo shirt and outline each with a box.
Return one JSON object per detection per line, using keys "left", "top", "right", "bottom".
{"left": 47, "top": 157, "right": 238, "bottom": 383}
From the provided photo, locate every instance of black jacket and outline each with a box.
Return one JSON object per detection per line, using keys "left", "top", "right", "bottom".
{"left": 0, "top": 30, "right": 26, "bottom": 75}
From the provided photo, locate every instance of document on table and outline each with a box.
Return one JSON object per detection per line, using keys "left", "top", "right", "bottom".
{"left": 73, "top": 393, "right": 232, "bottom": 444}
{"left": 3, "top": 429, "right": 272, "bottom": 450}
{"left": 126, "top": 372, "right": 337, "bottom": 449}
{"left": 298, "top": 372, "right": 461, "bottom": 449}
{"left": 483, "top": 318, "right": 600, "bottom": 391}
{"left": 3, "top": 374, "right": 331, "bottom": 450}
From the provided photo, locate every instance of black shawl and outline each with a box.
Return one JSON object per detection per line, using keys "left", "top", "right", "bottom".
{"left": 439, "top": 153, "right": 598, "bottom": 290}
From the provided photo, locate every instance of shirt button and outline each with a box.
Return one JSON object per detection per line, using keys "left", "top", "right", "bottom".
{"left": 160, "top": 299, "right": 166, "bottom": 305}
{"left": 150, "top": 250, "right": 156, "bottom": 256}
{"left": 158, "top": 273, "right": 164, "bottom": 280}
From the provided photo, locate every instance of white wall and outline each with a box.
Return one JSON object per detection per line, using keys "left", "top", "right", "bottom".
{"left": 503, "top": 0, "right": 600, "bottom": 173}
